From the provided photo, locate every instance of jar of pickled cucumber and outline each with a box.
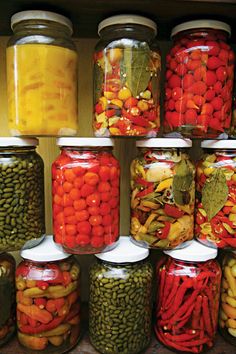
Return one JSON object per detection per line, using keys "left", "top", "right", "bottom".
{"left": 93, "top": 14, "right": 161, "bottom": 137}
{"left": 16, "top": 236, "right": 80, "bottom": 353}
{"left": 0, "top": 253, "right": 15, "bottom": 347}
{"left": 130, "top": 138, "right": 195, "bottom": 249}
{"left": 7, "top": 10, "right": 78, "bottom": 136}
{"left": 196, "top": 140, "right": 236, "bottom": 249}
{"left": 219, "top": 250, "right": 236, "bottom": 346}
{"left": 52, "top": 138, "right": 120, "bottom": 254}
{"left": 89, "top": 236, "right": 153, "bottom": 354}
{"left": 0, "top": 138, "right": 45, "bottom": 252}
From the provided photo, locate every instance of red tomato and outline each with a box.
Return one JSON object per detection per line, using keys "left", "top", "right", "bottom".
{"left": 99, "top": 166, "right": 110, "bottom": 181}
{"left": 64, "top": 207, "right": 74, "bottom": 217}
{"left": 63, "top": 181, "right": 73, "bottom": 193}
{"left": 98, "top": 182, "right": 111, "bottom": 193}
{"left": 80, "top": 184, "right": 95, "bottom": 197}
{"left": 102, "top": 214, "right": 112, "bottom": 226}
{"left": 91, "top": 237, "right": 104, "bottom": 248}
{"left": 100, "top": 192, "right": 111, "bottom": 202}
{"left": 74, "top": 176, "right": 84, "bottom": 189}
{"left": 76, "top": 234, "right": 90, "bottom": 246}
{"left": 77, "top": 221, "right": 91, "bottom": 234}
{"left": 88, "top": 206, "right": 100, "bottom": 215}
{"left": 65, "top": 224, "right": 77, "bottom": 236}
{"left": 75, "top": 210, "right": 89, "bottom": 222}
{"left": 69, "top": 188, "right": 81, "bottom": 201}
{"left": 100, "top": 203, "right": 111, "bottom": 215}
{"left": 86, "top": 193, "right": 101, "bottom": 207}
{"left": 89, "top": 215, "right": 102, "bottom": 226}
{"left": 64, "top": 169, "right": 76, "bottom": 183}
{"left": 84, "top": 172, "right": 99, "bottom": 186}
{"left": 92, "top": 225, "right": 104, "bottom": 237}
{"left": 73, "top": 199, "right": 86, "bottom": 211}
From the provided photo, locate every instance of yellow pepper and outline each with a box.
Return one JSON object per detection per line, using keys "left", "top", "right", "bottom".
{"left": 155, "top": 178, "right": 173, "bottom": 192}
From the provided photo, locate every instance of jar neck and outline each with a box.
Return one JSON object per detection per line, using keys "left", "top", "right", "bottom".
{"left": 98, "top": 258, "right": 146, "bottom": 267}
{"left": 12, "top": 20, "right": 71, "bottom": 38}
{"left": 173, "top": 28, "right": 229, "bottom": 43}
{"left": 0, "top": 146, "right": 36, "bottom": 153}
{"left": 99, "top": 24, "right": 156, "bottom": 43}
{"left": 61, "top": 146, "right": 113, "bottom": 153}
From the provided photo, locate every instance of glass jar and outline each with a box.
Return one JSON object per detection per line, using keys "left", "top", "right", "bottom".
{"left": 219, "top": 250, "right": 236, "bottom": 345}
{"left": 93, "top": 14, "right": 161, "bottom": 137}
{"left": 155, "top": 240, "right": 221, "bottom": 353}
{"left": 52, "top": 138, "right": 120, "bottom": 254}
{"left": 163, "top": 20, "right": 235, "bottom": 138}
{"left": 89, "top": 236, "right": 153, "bottom": 354}
{"left": 0, "top": 253, "right": 15, "bottom": 347}
{"left": 7, "top": 10, "right": 78, "bottom": 136}
{"left": 16, "top": 236, "right": 80, "bottom": 353}
{"left": 196, "top": 140, "right": 236, "bottom": 249}
{"left": 130, "top": 138, "right": 195, "bottom": 249}
{"left": 0, "top": 138, "right": 45, "bottom": 252}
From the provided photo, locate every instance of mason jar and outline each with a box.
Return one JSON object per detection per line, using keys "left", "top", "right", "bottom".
{"left": 155, "top": 240, "right": 221, "bottom": 353}
{"left": 196, "top": 140, "right": 236, "bottom": 249}
{"left": 130, "top": 138, "right": 195, "bottom": 249}
{"left": 52, "top": 138, "right": 120, "bottom": 254}
{"left": 89, "top": 236, "right": 153, "bottom": 354}
{"left": 16, "top": 236, "right": 80, "bottom": 353}
{"left": 93, "top": 14, "right": 161, "bottom": 137}
{"left": 0, "top": 138, "right": 45, "bottom": 252}
{"left": 0, "top": 253, "right": 15, "bottom": 347}
{"left": 7, "top": 10, "right": 78, "bottom": 136}
{"left": 163, "top": 20, "right": 234, "bottom": 138}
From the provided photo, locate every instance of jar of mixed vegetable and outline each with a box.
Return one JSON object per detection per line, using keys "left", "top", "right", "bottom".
{"left": 196, "top": 140, "right": 236, "bottom": 249}
{"left": 93, "top": 14, "right": 161, "bottom": 137}
{"left": 89, "top": 236, "right": 153, "bottom": 354}
{"left": 16, "top": 236, "right": 80, "bottom": 353}
{"left": 7, "top": 10, "right": 78, "bottom": 136}
{"left": 52, "top": 138, "right": 120, "bottom": 254}
{"left": 219, "top": 250, "right": 236, "bottom": 345}
{"left": 164, "top": 20, "right": 234, "bottom": 138}
{"left": 130, "top": 138, "right": 195, "bottom": 249}
{"left": 155, "top": 240, "right": 221, "bottom": 353}
{"left": 0, "top": 253, "right": 15, "bottom": 347}
{"left": 0, "top": 138, "right": 45, "bottom": 252}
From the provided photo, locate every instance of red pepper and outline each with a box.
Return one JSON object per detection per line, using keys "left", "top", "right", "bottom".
{"left": 210, "top": 218, "right": 229, "bottom": 238}
{"left": 164, "top": 204, "right": 184, "bottom": 218}
{"left": 105, "top": 109, "right": 116, "bottom": 118}
{"left": 202, "top": 295, "right": 213, "bottom": 337}
{"left": 36, "top": 281, "right": 49, "bottom": 290}
{"left": 135, "top": 177, "right": 153, "bottom": 187}
{"left": 16, "top": 264, "right": 29, "bottom": 277}
{"left": 130, "top": 116, "right": 150, "bottom": 128}
{"left": 136, "top": 185, "right": 154, "bottom": 198}
{"left": 156, "top": 222, "right": 171, "bottom": 240}
{"left": 224, "top": 238, "right": 236, "bottom": 247}
{"left": 20, "top": 314, "right": 66, "bottom": 334}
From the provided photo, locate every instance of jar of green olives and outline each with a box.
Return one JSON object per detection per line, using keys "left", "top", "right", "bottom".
{"left": 0, "top": 138, "right": 45, "bottom": 251}
{"left": 89, "top": 236, "right": 153, "bottom": 354}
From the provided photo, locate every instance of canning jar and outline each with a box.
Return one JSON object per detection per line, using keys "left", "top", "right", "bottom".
{"left": 52, "top": 138, "right": 120, "bottom": 254}
{"left": 89, "top": 236, "right": 153, "bottom": 354}
{"left": 219, "top": 250, "right": 236, "bottom": 345}
{"left": 164, "top": 20, "right": 235, "bottom": 138}
{"left": 196, "top": 140, "right": 236, "bottom": 249}
{"left": 0, "top": 138, "right": 45, "bottom": 252}
{"left": 16, "top": 236, "right": 80, "bottom": 353}
{"left": 155, "top": 240, "right": 221, "bottom": 353}
{"left": 7, "top": 10, "right": 78, "bottom": 136}
{"left": 0, "top": 253, "right": 15, "bottom": 347}
{"left": 130, "top": 138, "right": 195, "bottom": 249}
{"left": 93, "top": 14, "right": 161, "bottom": 137}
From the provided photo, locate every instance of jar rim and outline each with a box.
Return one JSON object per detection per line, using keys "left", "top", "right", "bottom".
{"left": 11, "top": 10, "right": 73, "bottom": 35}
{"left": 98, "top": 14, "right": 157, "bottom": 36}
{"left": 171, "top": 19, "right": 231, "bottom": 38}
{"left": 57, "top": 137, "right": 114, "bottom": 147}
{"left": 201, "top": 140, "right": 236, "bottom": 149}
{"left": 136, "top": 138, "right": 192, "bottom": 148}
{"left": 0, "top": 137, "right": 38, "bottom": 147}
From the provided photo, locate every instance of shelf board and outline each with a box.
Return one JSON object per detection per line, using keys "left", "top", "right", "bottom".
{"left": 0, "top": 0, "right": 236, "bottom": 40}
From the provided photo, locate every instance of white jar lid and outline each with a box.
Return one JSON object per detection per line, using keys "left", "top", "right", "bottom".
{"left": 0, "top": 137, "right": 39, "bottom": 147}
{"left": 171, "top": 19, "right": 231, "bottom": 38}
{"left": 21, "top": 235, "right": 70, "bottom": 262}
{"left": 98, "top": 14, "right": 157, "bottom": 35}
{"left": 95, "top": 236, "right": 149, "bottom": 263}
{"left": 164, "top": 240, "right": 217, "bottom": 262}
{"left": 201, "top": 140, "right": 236, "bottom": 149}
{"left": 136, "top": 138, "right": 192, "bottom": 148}
{"left": 57, "top": 137, "right": 114, "bottom": 147}
{"left": 11, "top": 10, "right": 73, "bottom": 35}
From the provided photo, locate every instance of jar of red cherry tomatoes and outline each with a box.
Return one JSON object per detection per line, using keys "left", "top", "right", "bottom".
{"left": 164, "top": 20, "right": 235, "bottom": 138}
{"left": 196, "top": 140, "right": 236, "bottom": 249}
{"left": 155, "top": 240, "right": 221, "bottom": 353}
{"left": 93, "top": 14, "right": 161, "bottom": 137}
{"left": 52, "top": 138, "right": 120, "bottom": 254}
{"left": 16, "top": 236, "right": 80, "bottom": 353}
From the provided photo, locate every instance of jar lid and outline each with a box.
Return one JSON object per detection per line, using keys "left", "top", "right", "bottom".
{"left": 21, "top": 236, "right": 70, "bottom": 262}
{"left": 136, "top": 138, "right": 192, "bottom": 148}
{"left": 201, "top": 140, "right": 236, "bottom": 149}
{"left": 98, "top": 14, "right": 157, "bottom": 35}
{"left": 57, "top": 137, "right": 114, "bottom": 147}
{"left": 11, "top": 10, "right": 73, "bottom": 35}
{"left": 164, "top": 240, "right": 218, "bottom": 262}
{"left": 171, "top": 19, "right": 231, "bottom": 38}
{"left": 95, "top": 236, "right": 149, "bottom": 263}
{"left": 0, "top": 137, "right": 39, "bottom": 147}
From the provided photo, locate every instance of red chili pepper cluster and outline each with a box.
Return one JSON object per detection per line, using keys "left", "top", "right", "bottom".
{"left": 155, "top": 257, "right": 221, "bottom": 353}
{"left": 164, "top": 29, "right": 234, "bottom": 137}
{"left": 52, "top": 149, "right": 120, "bottom": 253}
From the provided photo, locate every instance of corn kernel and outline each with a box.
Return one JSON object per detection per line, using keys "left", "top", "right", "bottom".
{"left": 104, "top": 91, "right": 116, "bottom": 100}
{"left": 111, "top": 98, "right": 123, "bottom": 108}
{"left": 137, "top": 100, "right": 149, "bottom": 111}
{"left": 118, "top": 87, "right": 132, "bottom": 101}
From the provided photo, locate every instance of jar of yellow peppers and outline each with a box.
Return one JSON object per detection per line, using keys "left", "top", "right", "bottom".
{"left": 7, "top": 10, "right": 78, "bottom": 136}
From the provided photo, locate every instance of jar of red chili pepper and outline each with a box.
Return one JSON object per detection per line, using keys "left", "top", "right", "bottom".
{"left": 52, "top": 138, "right": 120, "bottom": 254}
{"left": 16, "top": 235, "right": 80, "bottom": 353}
{"left": 164, "top": 20, "right": 235, "bottom": 138}
{"left": 196, "top": 140, "right": 236, "bottom": 249}
{"left": 130, "top": 138, "right": 195, "bottom": 249}
{"left": 155, "top": 240, "right": 221, "bottom": 353}
{"left": 93, "top": 14, "right": 161, "bottom": 137}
